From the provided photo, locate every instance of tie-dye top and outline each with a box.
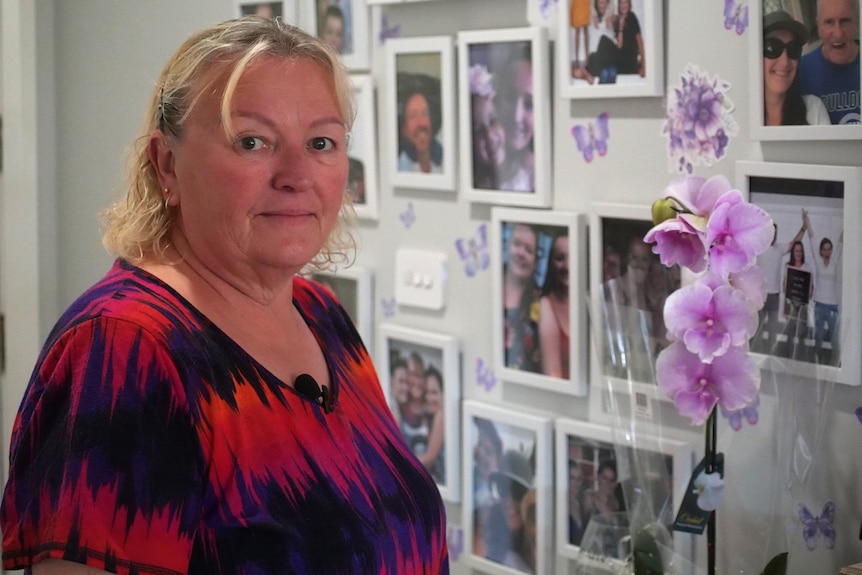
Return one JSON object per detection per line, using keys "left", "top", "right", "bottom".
{"left": 1, "top": 259, "right": 449, "bottom": 575}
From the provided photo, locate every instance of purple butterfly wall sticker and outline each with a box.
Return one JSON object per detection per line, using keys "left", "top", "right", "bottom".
{"left": 571, "top": 112, "right": 610, "bottom": 163}
{"left": 399, "top": 201, "right": 416, "bottom": 228}
{"left": 539, "top": 0, "right": 558, "bottom": 19}
{"left": 798, "top": 501, "right": 836, "bottom": 551}
{"left": 446, "top": 525, "right": 464, "bottom": 562}
{"left": 381, "top": 297, "right": 396, "bottom": 318}
{"left": 476, "top": 358, "right": 496, "bottom": 392}
{"left": 723, "top": 0, "right": 749, "bottom": 35}
{"left": 378, "top": 13, "right": 401, "bottom": 46}
{"left": 719, "top": 394, "right": 759, "bottom": 431}
{"left": 855, "top": 406, "right": 862, "bottom": 425}
{"left": 455, "top": 223, "right": 490, "bottom": 277}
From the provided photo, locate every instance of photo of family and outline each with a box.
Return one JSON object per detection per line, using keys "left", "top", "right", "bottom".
{"left": 386, "top": 340, "right": 447, "bottom": 485}
{"left": 469, "top": 416, "right": 539, "bottom": 574}
{"left": 499, "top": 221, "right": 570, "bottom": 379}
{"left": 598, "top": 216, "right": 681, "bottom": 384}
{"left": 759, "top": 0, "right": 860, "bottom": 128}
{"left": 749, "top": 176, "right": 845, "bottom": 367}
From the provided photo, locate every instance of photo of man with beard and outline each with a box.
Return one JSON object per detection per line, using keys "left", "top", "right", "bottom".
{"left": 395, "top": 58, "right": 444, "bottom": 174}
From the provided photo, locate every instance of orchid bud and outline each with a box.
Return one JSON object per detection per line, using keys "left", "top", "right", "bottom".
{"left": 651, "top": 198, "right": 677, "bottom": 225}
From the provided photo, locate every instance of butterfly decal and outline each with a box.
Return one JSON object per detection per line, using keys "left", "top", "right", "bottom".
{"left": 399, "top": 202, "right": 416, "bottom": 229}
{"left": 719, "top": 395, "right": 759, "bottom": 431}
{"left": 798, "top": 501, "right": 836, "bottom": 551}
{"left": 539, "top": 0, "right": 558, "bottom": 19}
{"left": 855, "top": 406, "right": 862, "bottom": 425}
{"left": 380, "top": 297, "right": 396, "bottom": 318}
{"left": 378, "top": 14, "right": 401, "bottom": 45}
{"left": 446, "top": 525, "right": 464, "bottom": 562}
{"left": 723, "top": 0, "right": 749, "bottom": 35}
{"left": 455, "top": 223, "right": 490, "bottom": 278}
{"left": 571, "top": 112, "right": 610, "bottom": 163}
{"left": 476, "top": 358, "right": 496, "bottom": 392}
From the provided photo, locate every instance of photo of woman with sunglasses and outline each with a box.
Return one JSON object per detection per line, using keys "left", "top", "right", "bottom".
{"left": 762, "top": 9, "right": 831, "bottom": 126}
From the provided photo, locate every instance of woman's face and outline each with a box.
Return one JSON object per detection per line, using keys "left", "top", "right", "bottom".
{"left": 597, "top": 0, "right": 609, "bottom": 16}
{"left": 792, "top": 242, "right": 804, "bottom": 264}
{"left": 500, "top": 60, "right": 534, "bottom": 153}
{"left": 627, "top": 240, "right": 651, "bottom": 285}
{"left": 507, "top": 224, "right": 538, "bottom": 282}
{"left": 475, "top": 433, "right": 500, "bottom": 479}
{"left": 425, "top": 374, "right": 443, "bottom": 414}
{"left": 392, "top": 365, "right": 410, "bottom": 405}
{"left": 762, "top": 29, "right": 799, "bottom": 98}
{"left": 598, "top": 466, "right": 617, "bottom": 497}
{"left": 472, "top": 95, "right": 506, "bottom": 168}
{"left": 161, "top": 57, "right": 347, "bottom": 278}
{"left": 322, "top": 15, "right": 345, "bottom": 53}
{"left": 619, "top": 0, "right": 630, "bottom": 15}
{"left": 550, "top": 236, "right": 569, "bottom": 290}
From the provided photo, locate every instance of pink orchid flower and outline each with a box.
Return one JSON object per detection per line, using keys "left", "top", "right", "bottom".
{"left": 644, "top": 218, "right": 708, "bottom": 272}
{"left": 664, "top": 281, "right": 758, "bottom": 363}
{"left": 655, "top": 342, "right": 760, "bottom": 425}
{"left": 670, "top": 174, "right": 734, "bottom": 231}
{"left": 701, "top": 267, "right": 767, "bottom": 312}
{"left": 706, "top": 191, "right": 774, "bottom": 279}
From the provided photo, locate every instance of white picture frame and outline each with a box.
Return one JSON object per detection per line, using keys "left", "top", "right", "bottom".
{"left": 378, "top": 324, "right": 461, "bottom": 502}
{"left": 458, "top": 27, "right": 552, "bottom": 207}
{"left": 557, "top": 0, "right": 664, "bottom": 99}
{"left": 236, "top": 0, "right": 298, "bottom": 23}
{"left": 554, "top": 418, "right": 693, "bottom": 566}
{"left": 308, "top": 266, "right": 374, "bottom": 352}
{"left": 385, "top": 36, "right": 456, "bottom": 192}
{"left": 462, "top": 400, "right": 553, "bottom": 575}
{"left": 491, "top": 207, "right": 589, "bottom": 396}
{"left": 589, "top": 202, "right": 682, "bottom": 400}
{"left": 736, "top": 160, "right": 862, "bottom": 386}
{"left": 749, "top": 0, "right": 862, "bottom": 140}
{"left": 300, "top": 0, "right": 371, "bottom": 70}
{"left": 348, "top": 74, "right": 380, "bottom": 220}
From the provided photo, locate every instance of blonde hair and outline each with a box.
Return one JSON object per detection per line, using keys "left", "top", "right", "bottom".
{"left": 101, "top": 16, "right": 357, "bottom": 271}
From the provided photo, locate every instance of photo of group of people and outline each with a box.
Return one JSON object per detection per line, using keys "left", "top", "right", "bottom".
{"left": 563, "top": 427, "right": 676, "bottom": 562}
{"left": 467, "top": 40, "right": 536, "bottom": 193}
{"left": 598, "top": 217, "right": 681, "bottom": 384}
{"left": 395, "top": 54, "right": 445, "bottom": 175}
{"left": 750, "top": 176, "right": 844, "bottom": 366}
{"left": 500, "top": 221, "right": 571, "bottom": 379}
{"left": 567, "top": 0, "right": 648, "bottom": 85}
{"left": 239, "top": 2, "right": 284, "bottom": 19}
{"left": 386, "top": 340, "right": 447, "bottom": 485}
{"left": 470, "top": 417, "right": 539, "bottom": 574}
{"left": 760, "top": 0, "right": 860, "bottom": 128}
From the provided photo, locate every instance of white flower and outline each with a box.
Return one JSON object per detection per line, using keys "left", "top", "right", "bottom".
{"left": 469, "top": 64, "right": 495, "bottom": 98}
{"left": 694, "top": 470, "right": 724, "bottom": 511}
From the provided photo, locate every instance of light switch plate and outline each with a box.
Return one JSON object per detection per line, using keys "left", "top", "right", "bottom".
{"left": 394, "top": 248, "right": 447, "bottom": 310}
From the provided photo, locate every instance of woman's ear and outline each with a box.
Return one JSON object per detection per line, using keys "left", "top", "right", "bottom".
{"left": 148, "top": 130, "right": 178, "bottom": 200}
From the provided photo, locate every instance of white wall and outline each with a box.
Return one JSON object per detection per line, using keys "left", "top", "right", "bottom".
{"left": 3, "top": 1, "right": 862, "bottom": 574}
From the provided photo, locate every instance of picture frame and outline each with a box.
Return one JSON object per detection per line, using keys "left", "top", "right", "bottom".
{"left": 736, "top": 160, "right": 862, "bottom": 386}
{"left": 462, "top": 399, "right": 553, "bottom": 575}
{"left": 554, "top": 418, "right": 693, "bottom": 566}
{"left": 348, "top": 74, "right": 380, "bottom": 220}
{"left": 458, "top": 27, "right": 552, "bottom": 207}
{"left": 557, "top": 0, "right": 664, "bottom": 99}
{"left": 589, "top": 202, "right": 682, "bottom": 395}
{"left": 491, "top": 207, "right": 589, "bottom": 396}
{"left": 236, "top": 0, "right": 298, "bottom": 23}
{"left": 300, "top": 0, "right": 370, "bottom": 70}
{"left": 385, "top": 36, "right": 456, "bottom": 192}
{"left": 308, "top": 265, "right": 374, "bottom": 352}
{"left": 749, "top": 0, "right": 862, "bottom": 140}
{"left": 378, "top": 324, "right": 461, "bottom": 502}
{"left": 366, "top": 0, "right": 440, "bottom": 4}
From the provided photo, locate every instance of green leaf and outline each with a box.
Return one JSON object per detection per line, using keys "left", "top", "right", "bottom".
{"left": 759, "top": 552, "right": 788, "bottom": 575}
{"left": 632, "top": 528, "right": 664, "bottom": 575}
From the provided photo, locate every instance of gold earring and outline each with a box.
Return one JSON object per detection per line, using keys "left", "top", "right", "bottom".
{"left": 163, "top": 188, "right": 172, "bottom": 210}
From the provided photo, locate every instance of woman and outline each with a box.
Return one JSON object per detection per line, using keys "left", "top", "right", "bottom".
{"left": 538, "top": 233, "right": 570, "bottom": 379}
{"left": 418, "top": 365, "right": 445, "bottom": 483}
{"left": 0, "top": 18, "right": 448, "bottom": 574}
{"left": 503, "top": 223, "right": 541, "bottom": 373}
{"left": 804, "top": 211, "right": 843, "bottom": 365}
{"left": 615, "top": 0, "right": 645, "bottom": 76}
{"left": 781, "top": 240, "right": 814, "bottom": 357}
{"left": 762, "top": 10, "right": 830, "bottom": 126}
{"left": 497, "top": 48, "right": 535, "bottom": 193}
{"left": 586, "top": 0, "right": 620, "bottom": 83}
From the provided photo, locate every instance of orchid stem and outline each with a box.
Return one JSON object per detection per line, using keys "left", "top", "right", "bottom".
{"left": 705, "top": 407, "right": 717, "bottom": 575}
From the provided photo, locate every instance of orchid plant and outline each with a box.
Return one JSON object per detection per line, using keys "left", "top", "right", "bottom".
{"left": 644, "top": 173, "right": 774, "bottom": 575}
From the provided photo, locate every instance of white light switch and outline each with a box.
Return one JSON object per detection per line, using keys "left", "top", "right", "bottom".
{"left": 395, "top": 248, "right": 447, "bottom": 310}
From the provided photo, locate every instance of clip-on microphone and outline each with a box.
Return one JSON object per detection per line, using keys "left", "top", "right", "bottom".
{"left": 294, "top": 373, "right": 333, "bottom": 414}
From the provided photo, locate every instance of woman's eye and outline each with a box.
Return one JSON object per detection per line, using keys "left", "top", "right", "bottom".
{"left": 309, "top": 137, "right": 335, "bottom": 151}
{"left": 238, "top": 136, "right": 265, "bottom": 151}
